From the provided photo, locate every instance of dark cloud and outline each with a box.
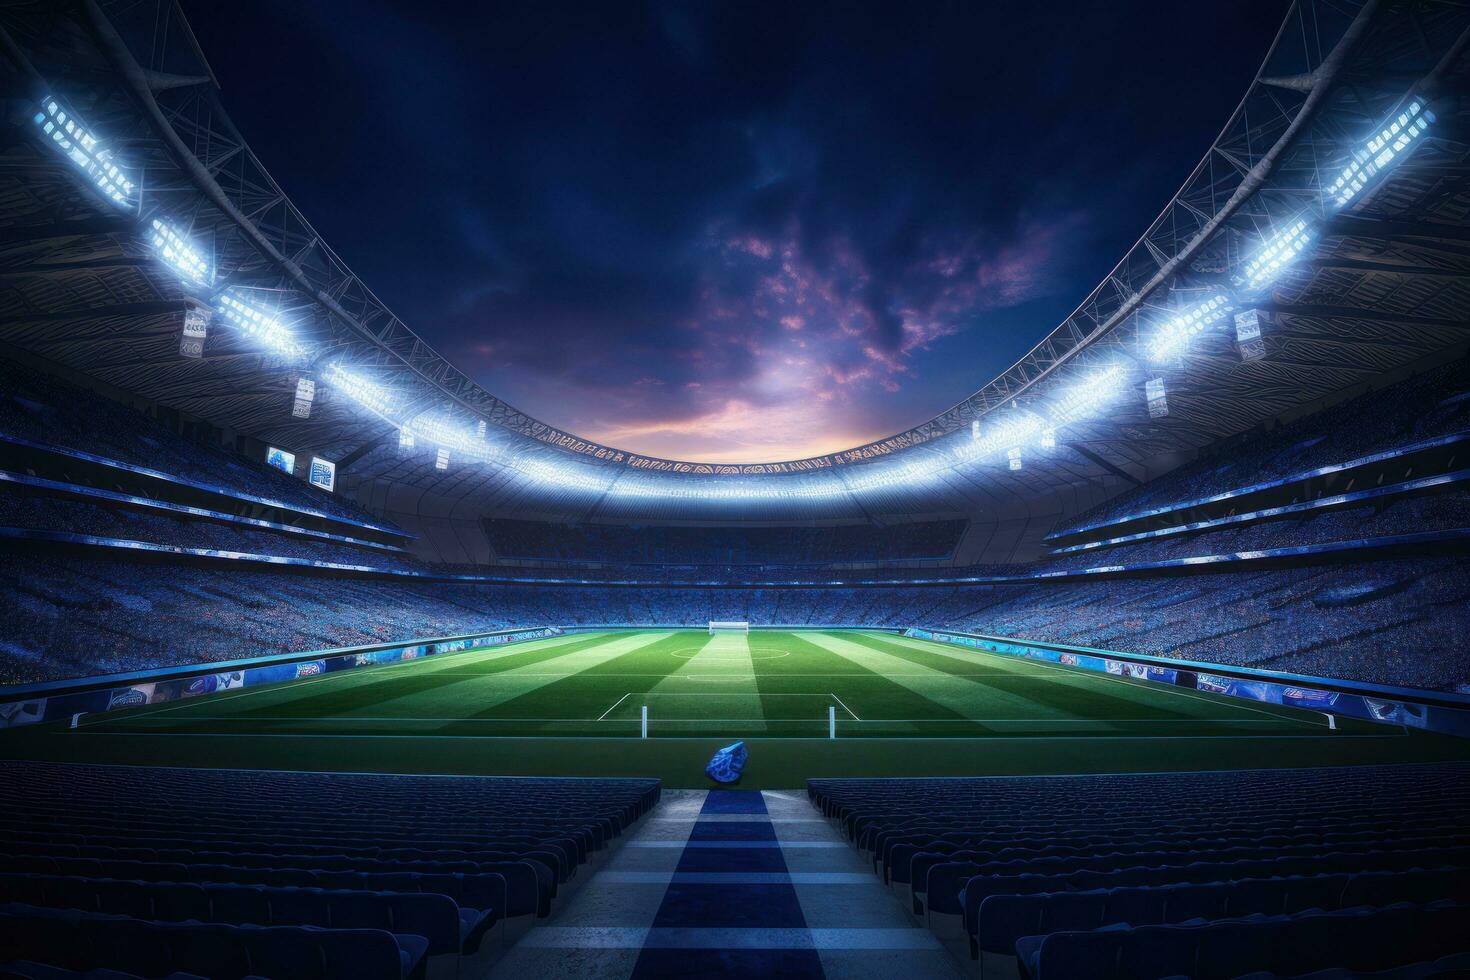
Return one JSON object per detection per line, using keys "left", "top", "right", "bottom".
{"left": 186, "top": 0, "right": 1287, "bottom": 462}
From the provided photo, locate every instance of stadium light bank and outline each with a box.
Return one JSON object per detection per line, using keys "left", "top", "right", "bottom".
{"left": 28, "top": 80, "right": 1437, "bottom": 499}
{"left": 1143, "top": 95, "right": 1436, "bottom": 362}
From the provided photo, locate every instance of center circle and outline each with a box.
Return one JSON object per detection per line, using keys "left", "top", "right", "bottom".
{"left": 668, "top": 649, "right": 790, "bottom": 661}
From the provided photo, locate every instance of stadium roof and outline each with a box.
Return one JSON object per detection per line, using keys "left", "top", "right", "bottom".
{"left": 1, "top": 0, "right": 1468, "bottom": 520}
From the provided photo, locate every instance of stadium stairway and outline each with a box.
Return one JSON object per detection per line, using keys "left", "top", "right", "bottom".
{"left": 493, "top": 788, "right": 962, "bottom": 978}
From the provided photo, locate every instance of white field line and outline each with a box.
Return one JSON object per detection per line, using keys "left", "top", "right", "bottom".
{"left": 90, "top": 714, "right": 1322, "bottom": 727}
{"left": 597, "top": 692, "right": 633, "bottom": 721}
{"left": 830, "top": 693, "right": 861, "bottom": 721}
{"left": 68, "top": 729, "right": 1407, "bottom": 742}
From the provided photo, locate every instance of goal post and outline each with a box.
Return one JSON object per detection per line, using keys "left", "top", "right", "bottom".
{"left": 708, "top": 621, "right": 750, "bottom": 634}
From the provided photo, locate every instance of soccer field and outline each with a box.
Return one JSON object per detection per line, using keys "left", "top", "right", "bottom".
{"left": 88, "top": 629, "right": 1350, "bottom": 739}
{"left": 6, "top": 629, "right": 1463, "bottom": 787}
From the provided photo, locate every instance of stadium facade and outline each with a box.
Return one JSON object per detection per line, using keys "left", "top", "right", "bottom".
{"left": 1, "top": 0, "right": 1467, "bottom": 566}
{"left": 2, "top": 4, "right": 1470, "bottom": 978}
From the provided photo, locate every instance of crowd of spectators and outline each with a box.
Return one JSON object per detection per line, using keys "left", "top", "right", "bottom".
{"left": 483, "top": 517, "right": 966, "bottom": 566}
{"left": 0, "top": 355, "right": 1467, "bottom": 696}
{"left": 1, "top": 553, "right": 1465, "bottom": 692}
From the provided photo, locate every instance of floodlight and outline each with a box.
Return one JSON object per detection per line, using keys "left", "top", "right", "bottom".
{"left": 1040, "top": 427, "right": 1056, "bottom": 450}
{"left": 516, "top": 457, "right": 616, "bottom": 493}
{"left": 970, "top": 410, "right": 1045, "bottom": 460}
{"left": 216, "top": 292, "right": 306, "bottom": 358}
{"left": 398, "top": 429, "right": 415, "bottom": 450}
{"left": 148, "top": 218, "right": 211, "bottom": 285}
{"left": 406, "top": 414, "right": 495, "bottom": 461}
{"left": 34, "top": 97, "right": 135, "bottom": 209}
{"left": 1007, "top": 447, "right": 1022, "bottom": 471}
{"left": 1148, "top": 295, "right": 1233, "bottom": 362}
{"left": 435, "top": 447, "right": 450, "bottom": 471}
{"left": 1047, "top": 363, "right": 1127, "bottom": 425}
{"left": 1240, "top": 217, "right": 1312, "bottom": 291}
{"left": 1327, "top": 99, "right": 1434, "bottom": 208}
{"left": 322, "top": 363, "right": 397, "bottom": 417}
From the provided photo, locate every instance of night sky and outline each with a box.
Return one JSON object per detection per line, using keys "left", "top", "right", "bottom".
{"left": 185, "top": 1, "right": 1286, "bottom": 463}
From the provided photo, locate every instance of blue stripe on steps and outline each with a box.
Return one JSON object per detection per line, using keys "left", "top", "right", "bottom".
{"left": 628, "top": 840, "right": 845, "bottom": 848}
{"left": 630, "top": 790, "right": 824, "bottom": 978}
{"left": 599, "top": 871, "right": 873, "bottom": 885}
{"left": 699, "top": 789, "right": 768, "bottom": 814}
{"left": 521, "top": 926, "right": 944, "bottom": 950}
{"left": 633, "top": 948, "right": 825, "bottom": 977}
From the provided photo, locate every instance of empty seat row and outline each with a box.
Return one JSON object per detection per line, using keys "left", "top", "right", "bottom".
{"left": 0, "top": 903, "right": 422, "bottom": 980}
{"left": 974, "top": 867, "right": 1470, "bottom": 960}
{"left": 0, "top": 763, "right": 661, "bottom": 977}
{"left": 0, "top": 874, "right": 496, "bottom": 961}
{"left": 0, "top": 852, "right": 543, "bottom": 919}
{"left": 1017, "top": 901, "right": 1470, "bottom": 980}
{"left": 807, "top": 763, "right": 1470, "bottom": 978}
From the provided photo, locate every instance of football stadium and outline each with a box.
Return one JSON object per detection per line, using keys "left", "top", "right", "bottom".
{"left": 1, "top": 1, "right": 1469, "bottom": 977}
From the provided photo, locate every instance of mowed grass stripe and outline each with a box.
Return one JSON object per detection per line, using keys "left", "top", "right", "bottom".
{"left": 144, "top": 631, "right": 625, "bottom": 724}
{"left": 464, "top": 632, "right": 699, "bottom": 721}
{"left": 110, "top": 630, "right": 611, "bottom": 727}
{"left": 838, "top": 631, "right": 1201, "bottom": 721}
{"left": 163, "top": 631, "right": 676, "bottom": 734}
{"left": 852, "top": 632, "right": 1056, "bottom": 676}
{"left": 839, "top": 631, "right": 1215, "bottom": 721}
{"left": 803, "top": 632, "right": 1059, "bottom": 724}
{"left": 749, "top": 631, "right": 979, "bottom": 732}
{"left": 842, "top": 632, "right": 1312, "bottom": 727}
{"left": 352, "top": 631, "right": 675, "bottom": 720}
{"left": 639, "top": 631, "right": 770, "bottom": 733}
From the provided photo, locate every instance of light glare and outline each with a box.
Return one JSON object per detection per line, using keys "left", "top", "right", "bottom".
{"left": 34, "top": 97, "right": 135, "bottom": 209}
{"left": 1327, "top": 99, "right": 1433, "bottom": 208}
{"left": 216, "top": 292, "right": 305, "bottom": 358}
{"left": 149, "top": 218, "right": 211, "bottom": 285}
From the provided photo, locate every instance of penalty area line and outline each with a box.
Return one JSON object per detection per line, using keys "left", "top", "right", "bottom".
{"left": 830, "top": 693, "right": 861, "bottom": 721}
{"left": 597, "top": 692, "right": 633, "bottom": 721}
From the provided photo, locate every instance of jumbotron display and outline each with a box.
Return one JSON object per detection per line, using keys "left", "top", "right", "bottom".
{"left": 0, "top": 2, "right": 1467, "bottom": 978}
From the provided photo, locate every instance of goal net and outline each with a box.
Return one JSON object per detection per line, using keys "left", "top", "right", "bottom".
{"left": 708, "top": 621, "right": 750, "bottom": 634}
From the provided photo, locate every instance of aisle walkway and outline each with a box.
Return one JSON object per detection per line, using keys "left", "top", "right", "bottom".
{"left": 495, "top": 788, "right": 961, "bottom": 978}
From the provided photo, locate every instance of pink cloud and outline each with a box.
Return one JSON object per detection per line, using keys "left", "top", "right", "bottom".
{"left": 497, "top": 212, "right": 1084, "bottom": 463}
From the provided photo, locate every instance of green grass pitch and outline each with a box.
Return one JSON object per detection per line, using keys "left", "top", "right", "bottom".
{"left": 4, "top": 630, "right": 1465, "bottom": 787}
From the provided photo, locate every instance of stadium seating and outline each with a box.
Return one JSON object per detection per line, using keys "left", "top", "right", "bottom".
{"left": 0, "top": 762, "right": 659, "bottom": 979}
{"left": 0, "top": 358, "right": 401, "bottom": 535}
{"left": 1055, "top": 358, "right": 1470, "bottom": 537}
{"left": 808, "top": 762, "right": 1470, "bottom": 977}
{"left": 0, "top": 349, "right": 1467, "bottom": 694}
{"left": 0, "top": 491, "right": 418, "bottom": 568}
{"left": 2, "top": 553, "right": 1467, "bottom": 690}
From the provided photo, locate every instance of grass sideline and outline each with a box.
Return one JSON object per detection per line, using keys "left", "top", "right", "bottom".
{"left": 3, "top": 629, "right": 1464, "bottom": 788}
